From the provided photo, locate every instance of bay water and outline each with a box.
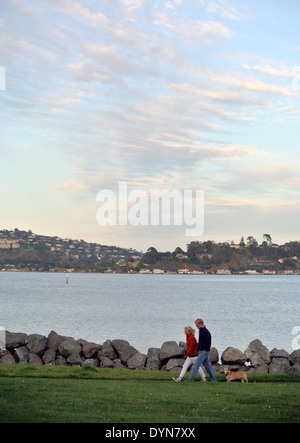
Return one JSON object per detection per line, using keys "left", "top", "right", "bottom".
{"left": 0, "top": 272, "right": 299, "bottom": 355}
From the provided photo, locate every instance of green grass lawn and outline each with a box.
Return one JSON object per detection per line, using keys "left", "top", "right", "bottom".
{"left": 0, "top": 365, "right": 299, "bottom": 423}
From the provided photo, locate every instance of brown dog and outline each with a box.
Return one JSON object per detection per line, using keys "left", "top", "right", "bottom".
{"left": 224, "top": 367, "right": 248, "bottom": 383}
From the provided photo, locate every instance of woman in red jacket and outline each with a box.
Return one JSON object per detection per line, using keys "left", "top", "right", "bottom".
{"left": 172, "top": 326, "right": 206, "bottom": 382}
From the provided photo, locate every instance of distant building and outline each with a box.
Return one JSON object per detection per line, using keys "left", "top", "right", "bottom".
{"left": 0, "top": 239, "right": 20, "bottom": 249}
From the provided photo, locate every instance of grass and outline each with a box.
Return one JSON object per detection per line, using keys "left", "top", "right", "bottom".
{"left": 0, "top": 365, "right": 299, "bottom": 423}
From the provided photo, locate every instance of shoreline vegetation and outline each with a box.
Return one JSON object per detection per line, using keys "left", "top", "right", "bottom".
{"left": 1, "top": 228, "right": 300, "bottom": 275}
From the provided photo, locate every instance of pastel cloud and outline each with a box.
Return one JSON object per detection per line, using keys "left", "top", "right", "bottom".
{"left": 1, "top": 0, "right": 300, "bottom": 249}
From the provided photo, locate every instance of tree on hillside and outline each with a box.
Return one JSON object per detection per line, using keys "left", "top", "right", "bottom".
{"left": 142, "top": 247, "right": 160, "bottom": 264}
{"left": 263, "top": 234, "right": 272, "bottom": 246}
{"left": 247, "top": 236, "right": 258, "bottom": 247}
{"left": 239, "top": 236, "right": 245, "bottom": 247}
{"left": 172, "top": 246, "right": 185, "bottom": 257}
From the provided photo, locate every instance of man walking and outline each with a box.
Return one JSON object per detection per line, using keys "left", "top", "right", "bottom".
{"left": 187, "top": 318, "right": 217, "bottom": 382}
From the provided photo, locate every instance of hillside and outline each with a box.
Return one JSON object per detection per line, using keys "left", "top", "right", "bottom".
{"left": 0, "top": 229, "right": 142, "bottom": 272}
{"left": 1, "top": 230, "right": 300, "bottom": 274}
{"left": 139, "top": 238, "right": 300, "bottom": 275}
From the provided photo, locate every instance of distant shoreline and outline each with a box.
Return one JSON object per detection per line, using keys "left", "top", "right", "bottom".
{"left": 1, "top": 269, "right": 300, "bottom": 276}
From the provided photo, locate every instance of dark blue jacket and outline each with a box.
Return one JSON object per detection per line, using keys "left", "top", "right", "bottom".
{"left": 198, "top": 326, "right": 211, "bottom": 351}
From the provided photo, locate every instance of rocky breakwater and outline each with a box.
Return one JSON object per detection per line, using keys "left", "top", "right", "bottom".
{"left": 1, "top": 331, "right": 300, "bottom": 375}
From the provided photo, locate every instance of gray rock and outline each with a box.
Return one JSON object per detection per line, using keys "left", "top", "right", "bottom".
{"left": 127, "top": 352, "right": 147, "bottom": 370}
{"left": 78, "top": 339, "right": 102, "bottom": 358}
{"left": 179, "top": 341, "right": 187, "bottom": 350}
{"left": 288, "top": 363, "right": 300, "bottom": 375}
{"left": 252, "top": 364, "right": 269, "bottom": 374}
{"left": 5, "top": 331, "right": 27, "bottom": 349}
{"left": 290, "top": 349, "right": 300, "bottom": 365}
{"left": 111, "top": 339, "right": 138, "bottom": 365}
{"left": 66, "top": 354, "right": 83, "bottom": 366}
{"left": 28, "top": 353, "right": 43, "bottom": 365}
{"left": 101, "top": 357, "right": 115, "bottom": 368}
{"left": 55, "top": 355, "right": 67, "bottom": 366}
{"left": 221, "top": 347, "right": 247, "bottom": 366}
{"left": 42, "top": 349, "right": 56, "bottom": 365}
{"left": 98, "top": 340, "right": 117, "bottom": 360}
{"left": 165, "top": 358, "right": 185, "bottom": 371}
{"left": 47, "top": 330, "right": 65, "bottom": 351}
{"left": 159, "top": 341, "right": 185, "bottom": 362}
{"left": 113, "top": 359, "right": 127, "bottom": 369}
{"left": 146, "top": 348, "right": 161, "bottom": 371}
{"left": 270, "top": 348, "right": 291, "bottom": 360}
{"left": 0, "top": 351, "right": 16, "bottom": 364}
{"left": 26, "top": 334, "right": 47, "bottom": 357}
{"left": 269, "top": 357, "right": 291, "bottom": 374}
{"left": 14, "top": 346, "right": 30, "bottom": 364}
{"left": 58, "top": 338, "right": 81, "bottom": 358}
{"left": 210, "top": 347, "right": 219, "bottom": 364}
{"left": 245, "top": 339, "right": 271, "bottom": 367}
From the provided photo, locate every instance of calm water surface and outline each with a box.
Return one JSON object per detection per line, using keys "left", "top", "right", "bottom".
{"left": 0, "top": 272, "right": 299, "bottom": 355}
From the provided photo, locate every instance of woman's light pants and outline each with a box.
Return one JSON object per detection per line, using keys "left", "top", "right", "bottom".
{"left": 179, "top": 356, "right": 206, "bottom": 379}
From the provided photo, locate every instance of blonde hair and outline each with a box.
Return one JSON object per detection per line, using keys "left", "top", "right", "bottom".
{"left": 184, "top": 326, "right": 196, "bottom": 335}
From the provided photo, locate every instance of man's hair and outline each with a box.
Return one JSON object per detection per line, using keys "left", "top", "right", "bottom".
{"left": 195, "top": 318, "right": 204, "bottom": 325}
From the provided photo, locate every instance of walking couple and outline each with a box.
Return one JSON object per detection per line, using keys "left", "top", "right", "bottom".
{"left": 172, "top": 318, "right": 217, "bottom": 382}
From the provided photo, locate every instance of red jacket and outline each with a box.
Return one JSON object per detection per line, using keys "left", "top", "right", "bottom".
{"left": 184, "top": 333, "right": 199, "bottom": 359}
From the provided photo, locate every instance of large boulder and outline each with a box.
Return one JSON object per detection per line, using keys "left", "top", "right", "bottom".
{"left": 28, "top": 353, "right": 43, "bottom": 365}
{"left": 269, "top": 358, "right": 291, "bottom": 374}
{"left": 245, "top": 339, "right": 271, "bottom": 367}
{"left": 47, "top": 331, "right": 65, "bottom": 351}
{"left": 111, "top": 339, "right": 138, "bottom": 365}
{"left": 43, "top": 349, "right": 56, "bottom": 365}
{"left": 290, "top": 349, "right": 300, "bottom": 365}
{"left": 55, "top": 355, "right": 67, "bottom": 366}
{"left": 66, "top": 354, "right": 83, "bottom": 366}
{"left": 0, "top": 351, "right": 16, "bottom": 364}
{"left": 221, "top": 347, "right": 247, "bottom": 366}
{"left": 251, "top": 364, "right": 269, "bottom": 374}
{"left": 146, "top": 348, "right": 161, "bottom": 370}
{"left": 288, "top": 364, "right": 300, "bottom": 375}
{"left": 58, "top": 338, "right": 81, "bottom": 358}
{"left": 14, "top": 346, "right": 30, "bottom": 364}
{"left": 5, "top": 331, "right": 27, "bottom": 349}
{"left": 159, "top": 341, "right": 185, "bottom": 362}
{"left": 165, "top": 358, "right": 185, "bottom": 371}
{"left": 78, "top": 339, "right": 102, "bottom": 358}
{"left": 98, "top": 340, "right": 117, "bottom": 360}
{"left": 100, "top": 357, "right": 115, "bottom": 368}
{"left": 26, "top": 334, "right": 47, "bottom": 357}
{"left": 127, "top": 352, "right": 147, "bottom": 370}
{"left": 270, "top": 348, "right": 291, "bottom": 361}
{"left": 210, "top": 347, "right": 219, "bottom": 364}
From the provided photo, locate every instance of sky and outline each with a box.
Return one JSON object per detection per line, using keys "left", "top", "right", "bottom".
{"left": 1, "top": 0, "right": 300, "bottom": 251}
